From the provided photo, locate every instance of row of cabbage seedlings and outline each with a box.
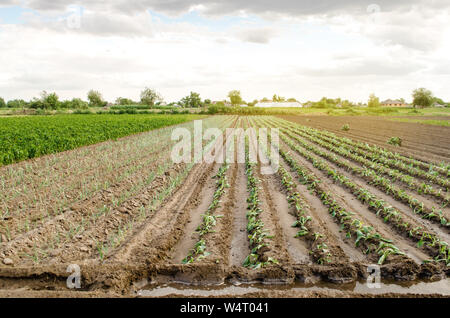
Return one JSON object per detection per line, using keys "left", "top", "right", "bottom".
{"left": 250, "top": 118, "right": 333, "bottom": 265}
{"left": 274, "top": 117, "right": 449, "bottom": 190}
{"left": 268, "top": 120, "right": 450, "bottom": 266}
{"left": 279, "top": 167, "right": 333, "bottom": 264}
{"left": 181, "top": 116, "right": 241, "bottom": 264}
{"left": 268, "top": 119, "right": 449, "bottom": 220}
{"left": 274, "top": 123, "right": 449, "bottom": 228}
{"left": 280, "top": 149, "right": 404, "bottom": 265}
{"left": 253, "top": 118, "right": 405, "bottom": 265}
{"left": 275, "top": 119, "right": 449, "bottom": 206}
{"left": 182, "top": 163, "right": 230, "bottom": 264}
{"left": 242, "top": 134, "right": 278, "bottom": 269}
{"left": 107, "top": 117, "right": 235, "bottom": 264}
{"left": 284, "top": 118, "right": 449, "bottom": 184}
{"left": 326, "top": 122, "right": 449, "bottom": 180}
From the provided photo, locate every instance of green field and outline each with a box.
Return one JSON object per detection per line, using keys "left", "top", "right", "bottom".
{"left": 0, "top": 114, "right": 204, "bottom": 166}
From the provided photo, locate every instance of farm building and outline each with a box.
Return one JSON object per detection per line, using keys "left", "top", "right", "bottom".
{"left": 255, "top": 101, "right": 303, "bottom": 108}
{"left": 381, "top": 99, "right": 407, "bottom": 107}
{"left": 433, "top": 102, "right": 445, "bottom": 108}
{"left": 212, "top": 101, "right": 232, "bottom": 107}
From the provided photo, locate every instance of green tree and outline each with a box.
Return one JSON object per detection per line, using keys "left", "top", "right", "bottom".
{"left": 42, "top": 91, "right": 59, "bottom": 109}
{"left": 70, "top": 98, "right": 89, "bottom": 109}
{"left": 59, "top": 98, "right": 88, "bottom": 109}
{"left": 28, "top": 91, "right": 59, "bottom": 109}
{"left": 88, "top": 90, "right": 106, "bottom": 107}
{"left": 272, "top": 94, "right": 286, "bottom": 102}
{"left": 59, "top": 98, "right": 89, "bottom": 109}
{"left": 412, "top": 88, "right": 434, "bottom": 108}
{"left": 433, "top": 97, "right": 445, "bottom": 106}
{"left": 313, "top": 97, "right": 334, "bottom": 108}
{"left": 228, "top": 90, "right": 243, "bottom": 106}
{"left": 247, "top": 99, "right": 259, "bottom": 107}
{"left": 0, "top": 97, "right": 5, "bottom": 108}
{"left": 341, "top": 100, "right": 354, "bottom": 108}
{"left": 140, "top": 87, "right": 162, "bottom": 107}
{"left": 6, "top": 99, "right": 27, "bottom": 108}
{"left": 115, "top": 97, "right": 135, "bottom": 106}
{"left": 287, "top": 98, "right": 298, "bottom": 102}
{"left": 181, "top": 92, "right": 202, "bottom": 108}
{"left": 368, "top": 94, "right": 380, "bottom": 108}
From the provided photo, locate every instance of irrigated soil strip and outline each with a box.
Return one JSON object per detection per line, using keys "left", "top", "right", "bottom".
{"left": 0, "top": 115, "right": 448, "bottom": 297}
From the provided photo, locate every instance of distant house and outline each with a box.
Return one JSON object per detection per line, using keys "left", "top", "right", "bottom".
{"left": 212, "top": 101, "right": 232, "bottom": 107}
{"left": 433, "top": 102, "right": 445, "bottom": 108}
{"left": 255, "top": 101, "right": 303, "bottom": 108}
{"left": 381, "top": 99, "right": 407, "bottom": 107}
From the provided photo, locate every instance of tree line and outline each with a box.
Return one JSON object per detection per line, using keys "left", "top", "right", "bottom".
{"left": 0, "top": 88, "right": 205, "bottom": 110}
{"left": 0, "top": 87, "right": 447, "bottom": 110}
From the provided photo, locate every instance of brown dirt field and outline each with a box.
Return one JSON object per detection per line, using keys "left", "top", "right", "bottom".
{"left": 0, "top": 115, "right": 448, "bottom": 298}
{"left": 277, "top": 115, "right": 450, "bottom": 164}
{"left": 276, "top": 125, "right": 450, "bottom": 238}
{"left": 278, "top": 139, "right": 433, "bottom": 266}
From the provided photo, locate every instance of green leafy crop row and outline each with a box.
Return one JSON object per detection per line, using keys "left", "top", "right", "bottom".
{"left": 0, "top": 114, "right": 202, "bottom": 166}
{"left": 272, "top": 121, "right": 449, "bottom": 266}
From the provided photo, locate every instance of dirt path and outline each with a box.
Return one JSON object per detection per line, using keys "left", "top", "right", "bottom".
{"left": 106, "top": 161, "right": 217, "bottom": 266}
{"left": 203, "top": 160, "right": 237, "bottom": 266}
{"left": 229, "top": 163, "right": 252, "bottom": 267}
{"left": 168, "top": 164, "right": 221, "bottom": 264}
{"left": 264, "top": 172, "right": 311, "bottom": 265}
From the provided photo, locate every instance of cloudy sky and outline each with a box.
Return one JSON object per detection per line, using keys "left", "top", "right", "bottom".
{"left": 0, "top": 0, "right": 449, "bottom": 103}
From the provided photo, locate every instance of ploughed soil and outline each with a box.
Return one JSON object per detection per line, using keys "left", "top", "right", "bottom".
{"left": 277, "top": 115, "right": 450, "bottom": 164}
{"left": 0, "top": 116, "right": 449, "bottom": 298}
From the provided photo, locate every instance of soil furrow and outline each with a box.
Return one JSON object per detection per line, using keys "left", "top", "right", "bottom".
{"left": 201, "top": 161, "right": 237, "bottom": 266}
{"left": 169, "top": 163, "right": 221, "bottom": 264}
{"left": 106, "top": 161, "right": 217, "bottom": 266}
{"left": 279, "top": 138, "right": 431, "bottom": 264}
{"left": 229, "top": 163, "right": 252, "bottom": 267}
{"left": 278, "top": 115, "right": 450, "bottom": 165}
{"left": 282, "top": 126, "right": 450, "bottom": 224}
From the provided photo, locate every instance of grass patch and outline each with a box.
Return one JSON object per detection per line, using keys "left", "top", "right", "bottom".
{"left": 388, "top": 118, "right": 450, "bottom": 127}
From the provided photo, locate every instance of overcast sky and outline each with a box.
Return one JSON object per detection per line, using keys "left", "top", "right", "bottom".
{"left": 0, "top": 0, "right": 449, "bottom": 103}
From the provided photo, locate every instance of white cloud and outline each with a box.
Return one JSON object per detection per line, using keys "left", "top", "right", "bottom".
{"left": 233, "top": 26, "right": 279, "bottom": 44}
{"left": 0, "top": 1, "right": 449, "bottom": 102}
{"left": 22, "top": 10, "right": 155, "bottom": 37}
{"left": 13, "top": 0, "right": 450, "bottom": 16}
{"left": 323, "top": 7, "right": 450, "bottom": 52}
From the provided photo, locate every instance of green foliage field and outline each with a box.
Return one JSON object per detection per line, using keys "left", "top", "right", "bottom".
{"left": 0, "top": 114, "right": 203, "bottom": 166}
